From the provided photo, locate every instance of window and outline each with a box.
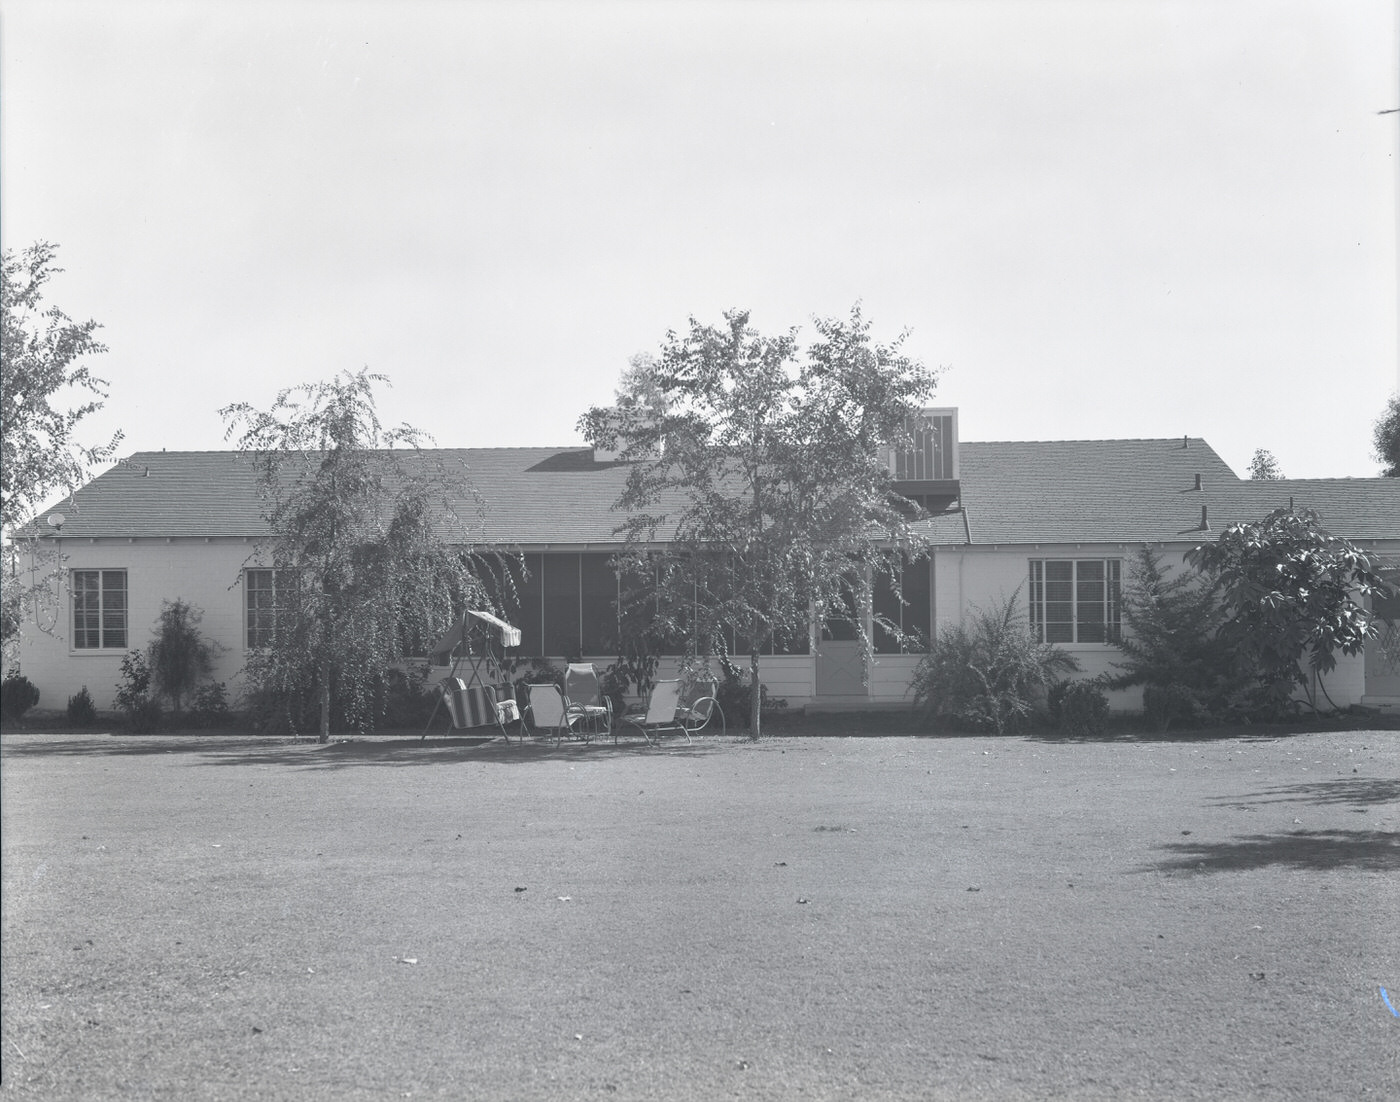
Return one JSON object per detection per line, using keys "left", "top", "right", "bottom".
{"left": 72, "top": 570, "right": 127, "bottom": 649}
{"left": 1029, "top": 559, "right": 1121, "bottom": 644}
{"left": 873, "top": 554, "right": 932, "bottom": 654}
{"left": 245, "top": 569, "right": 295, "bottom": 649}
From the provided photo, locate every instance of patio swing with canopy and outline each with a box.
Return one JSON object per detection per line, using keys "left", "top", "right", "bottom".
{"left": 420, "top": 609, "right": 522, "bottom": 740}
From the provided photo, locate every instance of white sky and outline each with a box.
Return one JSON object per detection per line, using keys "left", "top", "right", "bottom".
{"left": 3, "top": 0, "right": 1398, "bottom": 482}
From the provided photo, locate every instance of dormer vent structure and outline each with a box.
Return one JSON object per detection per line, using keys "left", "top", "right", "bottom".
{"left": 889, "top": 407, "right": 960, "bottom": 507}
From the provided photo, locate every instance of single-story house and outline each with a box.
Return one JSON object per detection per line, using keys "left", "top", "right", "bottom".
{"left": 9, "top": 409, "right": 1399, "bottom": 714}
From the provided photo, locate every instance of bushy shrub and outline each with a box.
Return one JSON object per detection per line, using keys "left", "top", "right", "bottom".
{"left": 715, "top": 656, "right": 785, "bottom": 730}
{"left": 114, "top": 650, "right": 161, "bottom": 732}
{"left": 190, "top": 682, "right": 231, "bottom": 728}
{"left": 148, "top": 599, "right": 215, "bottom": 714}
{"left": 1, "top": 671, "right": 40, "bottom": 723}
{"left": 1142, "top": 682, "right": 1205, "bottom": 732}
{"left": 1049, "top": 679, "right": 1110, "bottom": 738}
{"left": 911, "top": 592, "right": 1078, "bottom": 734}
{"left": 1108, "top": 547, "right": 1245, "bottom": 728}
{"left": 66, "top": 686, "right": 98, "bottom": 727}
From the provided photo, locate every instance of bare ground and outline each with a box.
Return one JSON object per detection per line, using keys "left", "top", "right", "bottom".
{"left": 2, "top": 727, "right": 1397, "bottom": 1100}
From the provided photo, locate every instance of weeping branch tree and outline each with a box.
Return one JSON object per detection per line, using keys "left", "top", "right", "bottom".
{"left": 221, "top": 369, "right": 496, "bottom": 741}
{"left": 2, "top": 243, "right": 122, "bottom": 654}
{"left": 580, "top": 306, "right": 940, "bottom": 736}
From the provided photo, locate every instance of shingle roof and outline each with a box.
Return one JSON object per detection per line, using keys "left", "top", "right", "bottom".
{"left": 26, "top": 439, "right": 1399, "bottom": 547}
{"left": 946, "top": 437, "right": 1398, "bottom": 545}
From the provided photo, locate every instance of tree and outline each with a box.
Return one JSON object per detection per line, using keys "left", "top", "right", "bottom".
{"left": 1185, "top": 506, "right": 1393, "bottom": 715}
{"left": 580, "top": 306, "right": 939, "bottom": 736}
{"left": 1247, "top": 448, "right": 1284, "bottom": 480}
{"left": 148, "top": 599, "right": 215, "bottom": 715}
{"left": 1106, "top": 546, "right": 1234, "bottom": 728}
{"left": 2, "top": 243, "right": 121, "bottom": 652}
{"left": 221, "top": 369, "right": 496, "bottom": 741}
{"left": 1373, "top": 393, "right": 1400, "bottom": 477}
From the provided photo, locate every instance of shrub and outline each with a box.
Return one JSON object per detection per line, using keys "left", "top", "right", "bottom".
{"left": 911, "top": 592, "right": 1078, "bottom": 734}
{"left": 190, "top": 682, "right": 231, "bottom": 728}
{"left": 114, "top": 650, "right": 161, "bottom": 732}
{"left": 715, "top": 656, "right": 785, "bottom": 730}
{"left": 1142, "top": 682, "right": 1205, "bottom": 732}
{"left": 148, "top": 599, "right": 215, "bottom": 714}
{"left": 1, "top": 671, "right": 40, "bottom": 723}
{"left": 126, "top": 696, "right": 163, "bottom": 734}
{"left": 1049, "top": 679, "right": 1110, "bottom": 738}
{"left": 1107, "top": 547, "right": 1237, "bottom": 728}
{"left": 66, "top": 686, "right": 98, "bottom": 727}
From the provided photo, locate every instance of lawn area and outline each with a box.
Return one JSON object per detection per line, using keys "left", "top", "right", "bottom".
{"left": 2, "top": 727, "right": 1397, "bottom": 1100}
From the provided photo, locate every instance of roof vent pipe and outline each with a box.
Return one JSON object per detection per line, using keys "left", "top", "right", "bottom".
{"left": 1182, "top": 435, "right": 1188, "bottom": 449}
{"left": 1200, "top": 504, "right": 1209, "bottom": 531}
{"left": 1194, "top": 473, "right": 1202, "bottom": 491}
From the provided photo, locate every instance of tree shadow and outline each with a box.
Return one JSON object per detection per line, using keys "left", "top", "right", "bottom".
{"left": 1210, "top": 778, "right": 1400, "bottom": 811}
{"left": 1141, "top": 829, "right": 1400, "bottom": 875}
{"left": 197, "top": 734, "right": 722, "bottom": 770}
{"left": 0, "top": 732, "right": 720, "bottom": 769}
{"left": 0, "top": 735, "right": 296, "bottom": 759}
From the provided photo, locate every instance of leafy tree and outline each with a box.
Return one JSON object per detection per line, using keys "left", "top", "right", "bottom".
{"left": 1, "top": 243, "right": 121, "bottom": 652}
{"left": 1373, "top": 393, "right": 1400, "bottom": 477}
{"left": 1106, "top": 546, "right": 1234, "bottom": 729}
{"left": 221, "top": 369, "right": 496, "bottom": 741}
{"left": 581, "top": 306, "right": 939, "bottom": 736}
{"left": 1247, "top": 448, "right": 1284, "bottom": 480}
{"left": 1185, "top": 507, "right": 1393, "bottom": 714}
{"left": 148, "top": 599, "right": 215, "bottom": 715}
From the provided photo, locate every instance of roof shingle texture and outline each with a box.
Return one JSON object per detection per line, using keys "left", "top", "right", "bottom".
{"left": 29, "top": 439, "right": 1399, "bottom": 546}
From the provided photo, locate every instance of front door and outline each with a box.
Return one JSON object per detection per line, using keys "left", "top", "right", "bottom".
{"left": 816, "top": 576, "right": 866, "bottom": 697}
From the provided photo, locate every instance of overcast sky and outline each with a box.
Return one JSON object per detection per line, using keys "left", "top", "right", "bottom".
{"left": 3, "top": 0, "right": 1398, "bottom": 484}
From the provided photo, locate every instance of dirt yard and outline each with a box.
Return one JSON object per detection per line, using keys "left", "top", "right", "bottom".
{"left": 2, "top": 728, "right": 1397, "bottom": 1100}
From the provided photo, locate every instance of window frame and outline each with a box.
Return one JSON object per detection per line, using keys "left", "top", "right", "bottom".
{"left": 244, "top": 568, "right": 297, "bottom": 651}
{"left": 71, "top": 569, "right": 128, "bottom": 651}
{"left": 1028, "top": 558, "right": 1121, "bottom": 645}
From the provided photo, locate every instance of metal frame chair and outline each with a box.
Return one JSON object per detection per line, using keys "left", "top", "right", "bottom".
{"left": 623, "top": 679, "right": 725, "bottom": 745}
{"left": 564, "top": 663, "right": 614, "bottom": 743}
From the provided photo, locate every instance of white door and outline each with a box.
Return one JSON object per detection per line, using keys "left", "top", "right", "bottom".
{"left": 815, "top": 576, "right": 866, "bottom": 697}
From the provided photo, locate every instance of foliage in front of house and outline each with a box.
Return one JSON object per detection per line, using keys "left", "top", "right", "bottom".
{"left": 911, "top": 592, "right": 1078, "bottom": 734}
{"left": 149, "top": 600, "right": 216, "bottom": 715}
{"left": 1048, "top": 679, "right": 1110, "bottom": 738}
{"left": 2, "top": 243, "right": 122, "bottom": 658}
{"left": 221, "top": 369, "right": 503, "bottom": 740}
{"left": 114, "top": 650, "right": 162, "bottom": 733}
{"left": 1185, "top": 506, "right": 1393, "bottom": 716}
{"left": 1107, "top": 547, "right": 1240, "bottom": 729}
{"left": 1, "top": 670, "right": 41, "bottom": 723}
{"left": 580, "top": 305, "right": 939, "bottom": 736}
{"left": 66, "top": 686, "right": 97, "bottom": 727}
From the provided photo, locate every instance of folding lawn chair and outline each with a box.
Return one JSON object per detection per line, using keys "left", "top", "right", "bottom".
{"left": 623, "top": 679, "right": 725, "bottom": 745}
{"left": 564, "top": 662, "right": 614, "bottom": 743}
{"left": 523, "top": 682, "right": 593, "bottom": 745}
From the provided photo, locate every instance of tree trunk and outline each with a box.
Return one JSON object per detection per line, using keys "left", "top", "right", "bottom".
{"left": 749, "top": 649, "right": 762, "bottom": 738}
{"left": 318, "top": 660, "right": 331, "bottom": 743}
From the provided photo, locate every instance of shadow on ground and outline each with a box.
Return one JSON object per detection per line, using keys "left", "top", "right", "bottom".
{"left": 1210, "top": 778, "right": 1400, "bottom": 811}
{"left": 1142, "top": 829, "right": 1400, "bottom": 874}
{"left": 0, "top": 732, "right": 721, "bottom": 769}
